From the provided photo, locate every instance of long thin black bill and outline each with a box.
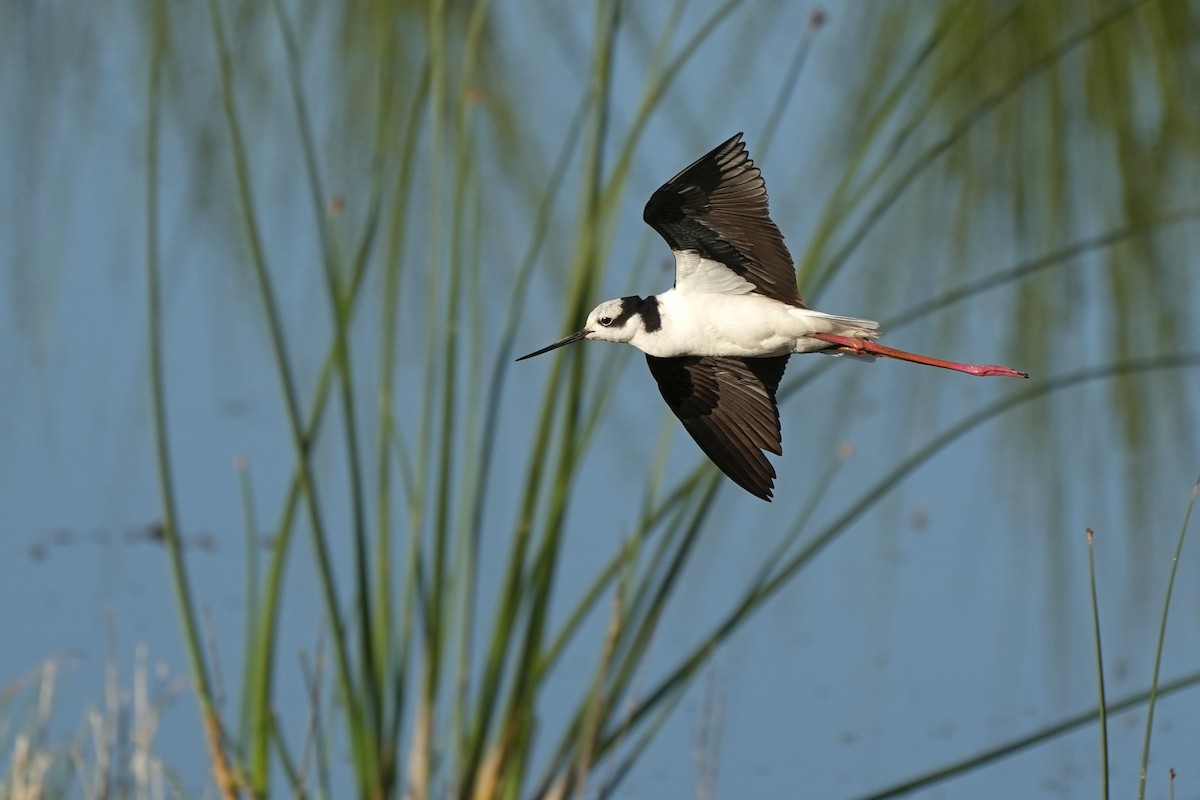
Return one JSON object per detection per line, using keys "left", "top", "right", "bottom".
{"left": 515, "top": 329, "right": 590, "bottom": 361}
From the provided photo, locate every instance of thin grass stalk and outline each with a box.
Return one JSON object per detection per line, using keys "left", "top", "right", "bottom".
{"left": 455, "top": 108, "right": 590, "bottom": 800}
{"left": 1136, "top": 474, "right": 1199, "bottom": 800}
{"left": 884, "top": 208, "right": 1200, "bottom": 330}
{"left": 644, "top": 0, "right": 686, "bottom": 79}
{"left": 473, "top": 42, "right": 617, "bottom": 800}
{"left": 144, "top": 2, "right": 235, "bottom": 795}
{"left": 236, "top": 104, "right": 393, "bottom": 787}
{"left": 559, "top": 209, "right": 1200, "bottom": 645}
{"left": 432, "top": 52, "right": 464, "bottom": 774}
{"left": 236, "top": 460, "right": 260, "bottom": 764}
{"left": 793, "top": 4, "right": 967, "bottom": 289}
{"left": 442, "top": 94, "right": 476, "bottom": 800}
{"left": 596, "top": 0, "right": 747, "bottom": 223}
{"left": 548, "top": 492, "right": 686, "bottom": 687}
{"left": 570, "top": 574, "right": 627, "bottom": 799}
{"left": 365, "top": 41, "right": 405, "bottom": 747}
{"left": 269, "top": 713, "right": 307, "bottom": 800}
{"left": 756, "top": 9, "right": 823, "bottom": 161}
{"left": 605, "top": 486, "right": 716, "bottom": 681}
{"left": 484, "top": 3, "right": 1152, "bottom": 796}
{"left": 297, "top": 643, "right": 328, "bottom": 800}
{"left": 858, "top": 666, "right": 1200, "bottom": 800}
{"left": 463, "top": 87, "right": 633, "bottom": 786}
{"left": 592, "top": 681, "right": 686, "bottom": 800}
{"left": 774, "top": 208, "right": 1200, "bottom": 418}
{"left": 536, "top": 471, "right": 712, "bottom": 691}
{"left": 590, "top": 477, "right": 719, "bottom": 718}
{"left": 875, "top": 5, "right": 1016, "bottom": 169}
{"left": 531, "top": 513, "right": 674, "bottom": 789}
{"left": 751, "top": 443, "right": 852, "bottom": 588}
{"left": 390, "top": 417, "right": 428, "bottom": 797}
{"left": 442, "top": 9, "right": 496, "bottom": 783}
{"left": 807, "top": 0, "right": 1155, "bottom": 296}
{"left": 377, "top": 62, "right": 432, "bottom": 767}
{"left": 532, "top": 481, "right": 719, "bottom": 796}
{"left": 537, "top": 508, "right": 669, "bottom": 686}
{"left": 465, "top": 357, "right": 565, "bottom": 792}
{"left": 597, "top": 481, "right": 717, "bottom": 700}
{"left": 387, "top": 477, "right": 424, "bottom": 792}
{"left": 267, "top": 2, "right": 383, "bottom": 785}
{"left": 413, "top": 4, "right": 450, "bottom": 791}
{"left": 205, "top": 0, "right": 367, "bottom": 793}
{"left": 245, "top": 273, "right": 347, "bottom": 793}
{"left": 468, "top": 88, "right": 593, "bottom": 537}
{"left": 802, "top": 5, "right": 1018, "bottom": 288}
{"left": 1086, "top": 528, "right": 1109, "bottom": 800}
{"left": 455, "top": 173, "right": 488, "bottom": 787}
{"left": 463, "top": 18, "right": 621, "bottom": 799}
{"left": 498, "top": 5, "right": 626, "bottom": 792}
{"left": 463, "top": 92, "right": 588, "bottom": 679}
{"left": 449, "top": 0, "right": 493, "bottom": 777}
{"left": 598, "top": 354, "right": 1200, "bottom": 760}
{"left": 633, "top": 412, "right": 680, "bottom": 516}
{"left": 241, "top": 176, "right": 404, "bottom": 791}
{"left": 460, "top": 110, "right": 593, "bottom": 773}
{"left": 312, "top": 657, "right": 333, "bottom": 800}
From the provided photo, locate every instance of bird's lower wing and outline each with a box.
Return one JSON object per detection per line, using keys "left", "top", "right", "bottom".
{"left": 645, "top": 355, "right": 788, "bottom": 501}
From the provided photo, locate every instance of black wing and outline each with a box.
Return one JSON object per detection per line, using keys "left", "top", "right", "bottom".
{"left": 646, "top": 354, "right": 789, "bottom": 501}
{"left": 642, "top": 133, "right": 803, "bottom": 306}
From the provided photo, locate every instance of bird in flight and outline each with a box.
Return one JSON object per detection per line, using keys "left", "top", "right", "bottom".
{"left": 518, "top": 133, "right": 1027, "bottom": 501}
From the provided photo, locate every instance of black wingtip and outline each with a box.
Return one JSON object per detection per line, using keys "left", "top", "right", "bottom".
{"left": 736, "top": 473, "right": 775, "bottom": 502}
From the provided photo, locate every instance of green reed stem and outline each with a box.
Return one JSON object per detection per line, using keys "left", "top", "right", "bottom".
{"left": 1086, "top": 528, "right": 1109, "bottom": 800}
{"left": 269, "top": 2, "right": 384, "bottom": 789}
{"left": 860, "top": 667, "right": 1200, "bottom": 800}
{"left": 1137, "top": 475, "right": 1199, "bottom": 800}
{"left": 598, "top": 354, "right": 1200, "bottom": 763}
{"left": 794, "top": 4, "right": 967, "bottom": 291}
{"left": 145, "top": 2, "right": 235, "bottom": 794}
{"left": 807, "top": 0, "right": 1154, "bottom": 297}
{"left": 206, "top": 0, "right": 367, "bottom": 793}
{"left": 236, "top": 460, "right": 260, "bottom": 763}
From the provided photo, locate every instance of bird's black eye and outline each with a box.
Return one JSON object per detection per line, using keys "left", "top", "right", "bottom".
{"left": 598, "top": 316, "right": 614, "bottom": 327}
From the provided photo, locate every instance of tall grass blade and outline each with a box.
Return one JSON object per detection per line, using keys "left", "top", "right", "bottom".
{"left": 808, "top": 0, "right": 1155, "bottom": 296}
{"left": 757, "top": 9, "right": 824, "bottom": 161}
{"left": 1137, "top": 474, "right": 1199, "bottom": 800}
{"left": 1086, "top": 528, "right": 1109, "bottom": 800}
{"left": 856, "top": 668, "right": 1200, "bottom": 800}
{"left": 144, "top": 1, "right": 235, "bottom": 795}
{"left": 268, "top": 1, "right": 383, "bottom": 783}
{"left": 204, "top": 0, "right": 369, "bottom": 792}
{"left": 598, "top": 354, "right": 1200, "bottom": 759}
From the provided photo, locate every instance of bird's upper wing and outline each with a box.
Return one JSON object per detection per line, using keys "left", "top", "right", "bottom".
{"left": 642, "top": 133, "right": 803, "bottom": 306}
{"left": 645, "top": 354, "right": 788, "bottom": 501}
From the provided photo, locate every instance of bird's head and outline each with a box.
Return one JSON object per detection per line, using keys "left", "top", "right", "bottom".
{"left": 516, "top": 297, "right": 644, "bottom": 361}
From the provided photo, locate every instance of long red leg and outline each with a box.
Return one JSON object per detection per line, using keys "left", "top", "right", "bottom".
{"left": 809, "top": 333, "right": 1028, "bottom": 378}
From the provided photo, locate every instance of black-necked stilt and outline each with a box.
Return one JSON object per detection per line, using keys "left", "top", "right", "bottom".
{"left": 518, "top": 133, "right": 1027, "bottom": 501}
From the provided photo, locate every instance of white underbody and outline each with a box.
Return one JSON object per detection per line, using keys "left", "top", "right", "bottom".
{"left": 627, "top": 253, "right": 879, "bottom": 359}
